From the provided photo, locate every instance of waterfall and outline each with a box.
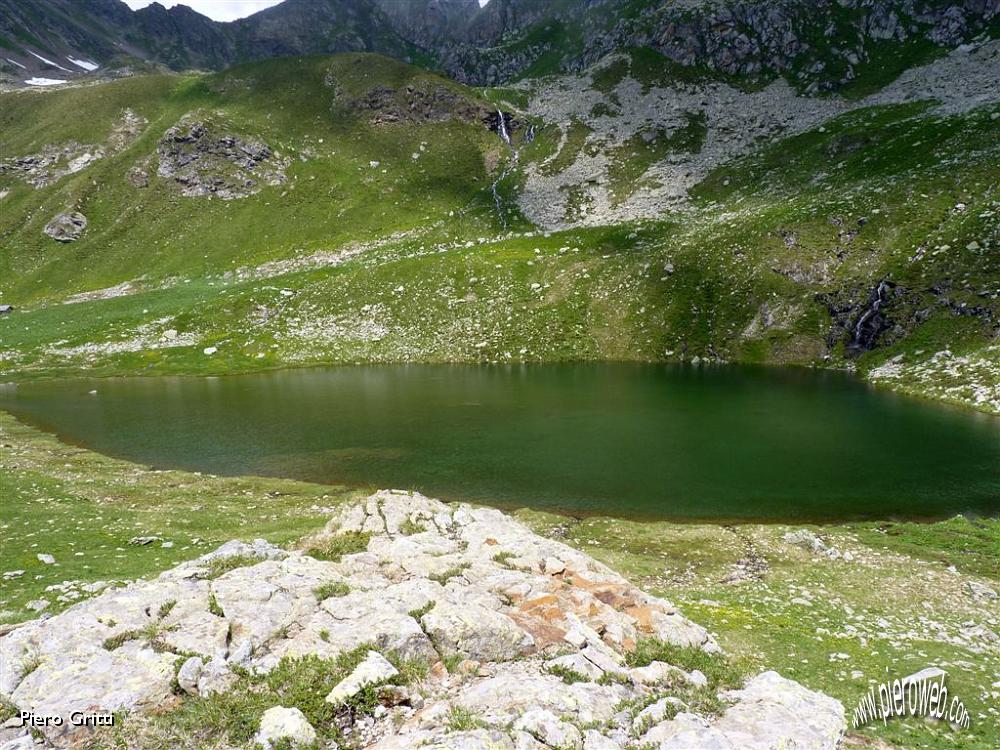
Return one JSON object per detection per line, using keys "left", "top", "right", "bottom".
{"left": 497, "top": 109, "right": 512, "bottom": 147}
{"left": 490, "top": 109, "right": 520, "bottom": 230}
{"left": 851, "top": 280, "right": 893, "bottom": 351}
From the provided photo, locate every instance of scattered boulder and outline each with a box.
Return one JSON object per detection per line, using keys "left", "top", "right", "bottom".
{"left": 968, "top": 581, "right": 998, "bottom": 601}
{"left": 36, "top": 554, "right": 55, "bottom": 565}
{"left": 0, "top": 143, "right": 103, "bottom": 188}
{"left": 43, "top": 212, "right": 87, "bottom": 243}
{"left": 176, "top": 656, "right": 203, "bottom": 695}
{"left": 254, "top": 706, "right": 317, "bottom": 749}
{"left": 338, "top": 81, "right": 491, "bottom": 126}
{"left": 197, "top": 657, "right": 237, "bottom": 696}
{"left": 420, "top": 600, "right": 533, "bottom": 662}
{"left": 644, "top": 671, "right": 845, "bottom": 749}
{"left": 325, "top": 650, "right": 398, "bottom": 705}
{"left": 782, "top": 529, "right": 826, "bottom": 554}
{"left": 126, "top": 167, "right": 149, "bottom": 188}
{"left": 514, "top": 708, "right": 582, "bottom": 749}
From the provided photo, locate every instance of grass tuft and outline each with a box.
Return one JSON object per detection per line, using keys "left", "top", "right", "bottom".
{"left": 201, "top": 555, "right": 262, "bottom": 580}
{"left": 306, "top": 532, "right": 371, "bottom": 562}
{"left": 313, "top": 581, "right": 351, "bottom": 600}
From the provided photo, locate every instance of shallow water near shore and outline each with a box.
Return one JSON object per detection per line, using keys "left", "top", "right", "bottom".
{"left": 2, "top": 363, "right": 998, "bottom": 522}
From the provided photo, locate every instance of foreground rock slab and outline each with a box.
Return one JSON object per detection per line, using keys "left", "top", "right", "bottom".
{"left": 0, "top": 491, "right": 845, "bottom": 748}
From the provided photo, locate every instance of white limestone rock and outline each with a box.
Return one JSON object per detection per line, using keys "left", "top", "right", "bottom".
{"left": 197, "top": 657, "right": 237, "bottom": 696}
{"left": 514, "top": 709, "right": 582, "bottom": 749}
{"left": 254, "top": 706, "right": 317, "bottom": 749}
{"left": 0, "top": 491, "right": 843, "bottom": 750}
{"left": 325, "top": 651, "right": 399, "bottom": 705}
{"left": 176, "top": 656, "right": 203, "bottom": 696}
{"left": 421, "top": 600, "right": 533, "bottom": 662}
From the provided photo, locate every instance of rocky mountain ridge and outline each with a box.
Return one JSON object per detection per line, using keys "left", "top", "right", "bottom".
{"left": 2, "top": 0, "right": 998, "bottom": 93}
{"left": 0, "top": 491, "right": 847, "bottom": 750}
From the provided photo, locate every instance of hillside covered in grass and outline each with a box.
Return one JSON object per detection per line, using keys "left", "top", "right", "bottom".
{"left": 1, "top": 45, "right": 998, "bottom": 413}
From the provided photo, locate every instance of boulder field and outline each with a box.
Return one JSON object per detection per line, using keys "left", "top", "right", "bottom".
{"left": 0, "top": 491, "right": 846, "bottom": 749}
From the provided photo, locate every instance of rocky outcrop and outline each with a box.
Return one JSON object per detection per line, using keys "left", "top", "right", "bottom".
{"left": 336, "top": 81, "right": 492, "bottom": 126}
{"left": 439, "top": 0, "right": 1000, "bottom": 88}
{"left": 0, "top": 491, "right": 845, "bottom": 749}
{"left": 0, "top": 144, "right": 103, "bottom": 188}
{"left": 156, "top": 116, "right": 289, "bottom": 199}
{"left": 0, "top": 110, "right": 146, "bottom": 188}
{"left": 42, "top": 211, "right": 87, "bottom": 242}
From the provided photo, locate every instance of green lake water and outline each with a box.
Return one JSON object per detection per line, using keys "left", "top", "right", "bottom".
{"left": 2, "top": 364, "right": 998, "bottom": 521}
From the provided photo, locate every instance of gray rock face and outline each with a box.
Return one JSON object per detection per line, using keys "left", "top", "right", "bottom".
{"left": 156, "top": 115, "right": 289, "bottom": 200}
{"left": 0, "top": 491, "right": 844, "bottom": 749}
{"left": 43, "top": 212, "right": 87, "bottom": 243}
{"left": 335, "top": 79, "right": 491, "bottom": 126}
{"left": 439, "top": 0, "right": 1000, "bottom": 88}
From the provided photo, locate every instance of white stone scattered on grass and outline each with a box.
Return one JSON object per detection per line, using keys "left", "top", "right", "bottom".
{"left": 514, "top": 708, "right": 583, "bottom": 749}
{"left": 177, "top": 656, "right": 203, "bottom": 695}
{"left": 254, "top": 706, "right": 317, "bottom": 749}
{"left": 325, "top": 650, "right": 398, "bottom": 705}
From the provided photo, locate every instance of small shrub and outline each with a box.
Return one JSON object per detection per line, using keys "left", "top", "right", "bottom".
{"left": 391, "top": 656, "right": 429, "bottom": 684}
{"left": 408, "top": 600, "right": 435, "bottom": 619}
{"left": 306, "top": 531, "right": 371, "bottom": 562}
{"left": 442, "top": 653, "right": 464, "bottom": 673}
{"left": 319, "top": 629, "right": 330, "bottom": 642}
{"left": 625, "top": 639, "right": 747, "bottom": 690}
{"left": 313, "top": 581, "right": 350, "bottom": 600}
{"left": 21, "top": 654, "right": 42, "bottom": 677}
{"left": 429, "top": 563, "right": 470, "bottom": 585}
{"left": 102, "top": 623, "right": 161, "bottom": 651}
{"left": 491, "top": 550, "right": 517, "bottom": 569}
{"left": 399, "top": 518, "right": 427, "bottom": 536}
{"left": 157, "top": 599, "right": 177, "bottom": 619}
{"left": 546, "top": 664, "right": 590, "bottom": 684}
{"left": 202, "top": 554, "right": 261, "bottom": 580}
{"left": 207, "top": 592, "right": 225, "bottom": 618}
{"left": 446, "top": 705, "right": 486, "bottom": 732}
{"left": 0, "top": 700, "right": 19, "bottom": 724}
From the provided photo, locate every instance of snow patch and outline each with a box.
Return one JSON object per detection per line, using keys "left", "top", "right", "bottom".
{"left": 27, "top": 50, "right": 73, "bottom": 72}
{"left": 5, "top": 57, "right": 26, "bottom": 70}
{"left": 67, "top": 56, "right": 99, "bottom": 72}
{"left": 25, "top": 77, "right": 68, "bottom": 87}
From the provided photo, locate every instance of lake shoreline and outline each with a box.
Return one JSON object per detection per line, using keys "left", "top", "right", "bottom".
{"left": 3, "top": 354, "right": 998, "bottom": 417}
{"left": 3, "top": 363, "right": 998, "bottom": 522}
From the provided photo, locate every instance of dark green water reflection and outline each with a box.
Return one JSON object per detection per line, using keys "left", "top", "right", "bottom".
{"left": 2, "top": 364, "right": 998, "bottom": 521}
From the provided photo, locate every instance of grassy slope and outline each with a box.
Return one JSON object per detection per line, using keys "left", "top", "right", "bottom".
{"left": 0, "top": 54, "right": 503, "bottom": 302}
{"left": 1, "top": 413, "right": 997, "bottom": 749}
{"left": 2, "top": 62, "right": 997, "bottom": 413}
{"left": 518, "top": 509, "right": 1000, "bottom": 750}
